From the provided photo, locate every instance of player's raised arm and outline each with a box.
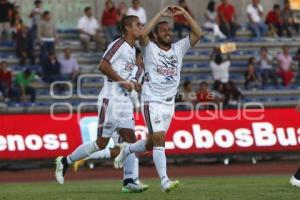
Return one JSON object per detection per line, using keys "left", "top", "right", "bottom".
{"left": 172, "top": 5, "right": 202, "bottom": 46}
{"left": 139, "top": 6, "right": 172, "bottom": 46}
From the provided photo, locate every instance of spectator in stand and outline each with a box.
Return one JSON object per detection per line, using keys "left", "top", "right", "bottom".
{"left": 38, "top": 11, "right": 56, "bottom": 63}
{"left": 29, "top": 0, "right": 43, "bottom": 42}
{"left": 224, "top": 81, "right": 242, "bottom": 108}
{"left": 101, "top": 0, "right": 118, "bottom": 45}
{"left": 182, "top": 80, "right": 196, "bottom": 104}
{"left": 281, "top": 0, "right": 297, "bottom": 37}
{"left": 197, "top": 81, "right": 214, "bottom": 110}
{"left": 204, "top": 0, "right": 226, "bottom": 39}
{"left": 127, "top": 0, "right": 147, "bottom": 25}
{"left": 78, "top": 6, "right": 103, "bottom": 52}
{"left": 173, "top": 0, "right": 193, "bottom": 39}
{"left": 212, "top": 80, "right": 225, "bottom": 108}
{"left": 276, "top": 45, "right": 294, "bottom": 87}
{"left": 58, "top": 48, "right": 79, "bottom": 82}
{"left": 246, "top": 0, "right": 268, "bottom": 38}
{"left": 0, "top": 61, "right": 12, "bottom": 100}
{"left": 12, "top": 68, "right": 36, "bottom": 103}
{"left": 210, "top": 48, "right": 230, "bottom": 84}
{"left": 10, "top": 6, "right": 23, "bottom": 39}
{"left": 177, "top": 80, "right": 196, "bottom": 110}
{"left": 217, "top": 0, "right": 237, "bottom": 38}
{"left": 294, "top": 48, "right": 300, "bottom": 84}
{"left": 42, "top": 52, "right": 61, "bottom": 83}
{"left": 244, "top": 57, "right": 260, "bottom": 89}
{"left": 256, "top": 47, "right": 277, "bottom": 86}
{"left": 116, "top": 1, "right": 127, "bottom": 35}
{"left": 265, "top": 4, "right": 283, "bottom": 37}
{"left": 0, "top": 0, "right": 14, "bottom": 41}
{"left": 16, "top": 24, "right": 35, "bottom": 66}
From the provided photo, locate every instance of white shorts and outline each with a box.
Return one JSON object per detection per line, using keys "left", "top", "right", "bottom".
{"left": 142, "top": 101, "right": 175, "bottom": 133}
{"left": 97, "top": 98, "right": 134, "bottom": 138}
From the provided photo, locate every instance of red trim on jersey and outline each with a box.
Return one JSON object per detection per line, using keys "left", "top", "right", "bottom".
{"left": 103, "top": 38, "right": 125, "bottom": 62}
{"left": 143, "top": 102, "right": 153, "bottom": 134}
{"left": 97, "top": 98, "right": 109, "bottom": 137}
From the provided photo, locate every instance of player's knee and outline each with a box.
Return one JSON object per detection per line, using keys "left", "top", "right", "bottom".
{"left": 96, "top": 137, "right": 109, "bottom": 150}
{"left": 152, "top": 133, "right": 165, "bottom": 147}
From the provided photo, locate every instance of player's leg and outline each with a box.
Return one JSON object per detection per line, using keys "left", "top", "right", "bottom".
{"left": 290, "top": 168, "right": 300, "bottom": 187}
{"left": 118, "top": 128, "right": 148, "bottom": 193}
{"left": 146, "top": 102, "right": 179, "bottom": 193}
{"left": 55, "top": 98, "right": 113, "bottom": 184}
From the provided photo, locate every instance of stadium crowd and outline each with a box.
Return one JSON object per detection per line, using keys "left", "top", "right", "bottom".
{"left": 0, "top": 0, "right": 300, "bottom": 109}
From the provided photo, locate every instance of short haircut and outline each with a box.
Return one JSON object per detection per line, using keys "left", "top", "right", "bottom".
{"left": 84, "top": 6, "right": 91, "bottom": 13}
{"left": 42, "top": 11, "right": 50, "bottom": 18}
{"left": 183, "top": 80, "right": 191, "bottom": 88}
{"left": 273, "top": 4, "right": 280, "bottom": 10}
{"left": 120, "top": 15, "right": 139, "bottom": 34}
{"left": 154, "top": 21, "right": 169, "bottom": 34}
{"left": 34, "top": 0, "right": 41, "bottom": 5}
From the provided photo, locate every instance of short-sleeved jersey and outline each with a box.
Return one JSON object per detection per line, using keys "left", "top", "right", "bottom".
{"left": 99, "top": 38, "right": 136, "bottom": 101}
{"left": 141, "top": 36, "right": 191, "bottom": 104}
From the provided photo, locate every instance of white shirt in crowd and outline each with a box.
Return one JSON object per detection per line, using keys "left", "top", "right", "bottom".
{"left": 99, "top": 38, "right": 136, "bottom": 101}
{"left": 141, "top": 36, "right": 191, "bottom": 104}
{"left": 210, "top": 60, "right": 230, "bottom": 83}
{"left": 247, "top": 4, "right": 263, "bottom": 23}
{"left": 127, "top": 7, "right": 147, "bottom": 24}
{"left": 59, "top": 56, "right": 79, "bottom": 74}
{"left": 256, "top": 55, "right": 273, "bottom": 70}
{"left": 77, "top": 16, "right": 99, "bottom": 36}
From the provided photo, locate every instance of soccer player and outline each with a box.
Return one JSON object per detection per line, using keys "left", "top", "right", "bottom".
{"left": 55, "top": 15, "right": 147, "bottom": 193}
{"left": 73, "top": 49, "right": 145, "bottom": 187}
{"left": 114, "top": 5, "right": 202, "bottom": 192}
{"left": 290, "top": 101, "right": 300, "bottom": 187}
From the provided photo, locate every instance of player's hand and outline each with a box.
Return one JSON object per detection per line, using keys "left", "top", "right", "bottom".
{"left": 134, "top": 82, "right": 142, "bottom": 92}
{"left": 120, "top": 81, "right": 135, "bottom": 92}
{"left": 160, "top": 6, "right": 174, "bottom": 17}
{"left": 171, "top": 5, "right": 187, "bottom": 16}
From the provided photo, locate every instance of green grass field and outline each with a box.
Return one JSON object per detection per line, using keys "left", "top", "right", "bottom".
{"left": 0, "top": 175, "right": 298, "bottom": 200}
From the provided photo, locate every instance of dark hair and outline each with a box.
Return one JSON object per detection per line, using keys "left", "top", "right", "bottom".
{"left": 42, "top": 11, "right": 50, "bottom": 18}
{"left": 34, "top": 0, "right": 41, "bottom": 6}
{"left": 248, "top": 57, "right": 255, "bottom": 65}
{"left": 284, "top": 0, "right": 290, "bottom": 4}
{"left": 136, "top": 47, "right": 141, "bottom": 57}
{"left": 183, "top": 80, "right": 191, "bottom": 89}
{"left": 120, "top": 15, "right": 139, "bottom": 34}
{"left": 260, "top": 46, "right": 268, "bottom": 52}
{"left": 207, "top": 1, "right": 215, "bottom": 12}
{"left": 24, "top": 68, "right": 32, "bottom": 76}
{"left": 154, "top": 21, "right": 169, "bottom": 34}
{"left": 273, "top": 4, "right": 280, "bottom": 10}
{"left": 200, "top": 81, "right": 208, "bottom": 87}
{"left": 84, "top": 6, "right": 91, "bottom": 13}
{"left": 214, "top": 54, "right": 223, "bottom": 65}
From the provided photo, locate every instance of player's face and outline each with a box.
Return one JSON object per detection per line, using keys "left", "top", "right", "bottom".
{"left": 156, "top": 23, "right": 173, "bottom": 46}
{"left": 129, "top": 19, "right": 142, "bottom": 40}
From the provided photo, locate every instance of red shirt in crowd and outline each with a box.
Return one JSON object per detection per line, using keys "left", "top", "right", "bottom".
{"left": 174, "top": 7, "right": 192, "bottom": 25}
{"left": 101, "top": 7, "right": 118, "bottom": 26}
{"left": 217, "top": 3, "right": 235, "bottom": 23}
{"left": 265, "top": 10, "right": 281, "bottom": 25}
{"left": 0, "top": 69, "right": 12, "bottom": 89}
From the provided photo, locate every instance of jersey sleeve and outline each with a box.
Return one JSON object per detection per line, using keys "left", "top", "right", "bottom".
{"left": 174, "top": 35, "right": 191, "bottom": 59}
{"left": 102, "top": 38, "right": 125, "bottom": 64}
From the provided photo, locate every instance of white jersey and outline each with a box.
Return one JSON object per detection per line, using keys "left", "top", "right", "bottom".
{"left": 99, "top": 38, "right": 136, "bottom": 101}
{"left": 141, "top": 36, "right": 191, "bottom": 104}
